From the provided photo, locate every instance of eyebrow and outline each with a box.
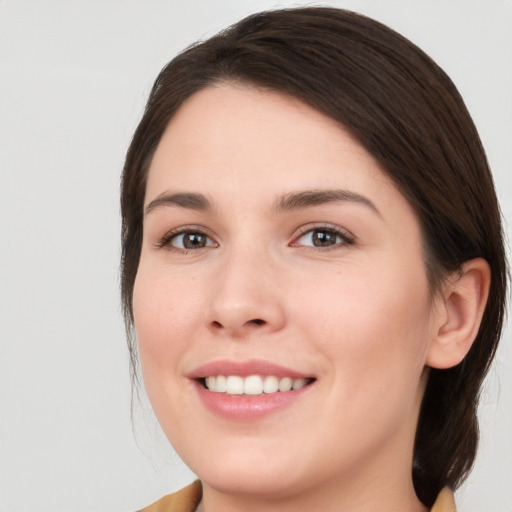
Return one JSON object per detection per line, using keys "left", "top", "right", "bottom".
{"left": 144, "top": 188, "right": 381, "bottom": 217}
{"left": 145, "top": 192, "right": 212, "bottom": 216}
{"left": 274, "top": 189, "right": 381, "bottom": 216}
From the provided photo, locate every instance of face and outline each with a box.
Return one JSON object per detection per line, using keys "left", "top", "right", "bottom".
{"left": 133, "top": 85, "right": 438, "bottom": 500}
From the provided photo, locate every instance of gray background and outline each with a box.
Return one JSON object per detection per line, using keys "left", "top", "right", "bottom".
{"left": 1, "top": 1, "right": 511, "bottom": 511}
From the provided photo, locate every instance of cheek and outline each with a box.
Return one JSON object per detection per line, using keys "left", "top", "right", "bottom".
{"left": 294, "top": 260, "right": 432, "bottom": 392}
{"left": 133, "top": 267, "right": 191, "bottom": 379}
{"left": 132, "top": 267, "right": 199, "bottom": 438}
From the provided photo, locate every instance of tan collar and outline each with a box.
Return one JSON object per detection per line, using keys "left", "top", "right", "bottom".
{"left": 431, "top": 487, "right": 456, "bottom": 512}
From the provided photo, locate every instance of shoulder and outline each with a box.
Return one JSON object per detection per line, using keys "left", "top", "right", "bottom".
{"left": 138, "top": 481, "right": 202, "bottom": 512}
{"left": 431, "top": 487, "right": 456, "bottom": 512}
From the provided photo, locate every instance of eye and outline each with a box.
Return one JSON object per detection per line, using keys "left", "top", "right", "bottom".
{"left": 156, "top": 228, "right": 217, "bottom": 251}
{"left": 293, "top": 225, "right": 353, "bottom": 249}
{"left": 171, "top": 232, "right": 214, "bottom": 249}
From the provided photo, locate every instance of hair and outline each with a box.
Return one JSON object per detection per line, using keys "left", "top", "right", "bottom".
{"left": 120, "top": 7, "right": 507, "bottom": 507}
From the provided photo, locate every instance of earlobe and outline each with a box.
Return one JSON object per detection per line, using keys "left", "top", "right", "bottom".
{"left": 426, "top": 258, "right": 491, "bottom": 370}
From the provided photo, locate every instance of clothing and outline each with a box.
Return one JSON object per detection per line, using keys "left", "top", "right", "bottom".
{"left": 431, "top": 487, "right": 456, "bottom": 512}
{"left": 138, "top": 480, "right": 456, "bottom": 512}
{"left": 138, "top": 481, "right": 202, "bottom": 512}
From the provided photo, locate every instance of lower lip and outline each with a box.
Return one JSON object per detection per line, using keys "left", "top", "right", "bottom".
{"left": 193, "top": 380, "right": 313, "bottom": 420}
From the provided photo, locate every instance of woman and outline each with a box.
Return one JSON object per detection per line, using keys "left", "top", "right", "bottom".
{"left": 120, "top": 7, "right": 507, "bottom": 511}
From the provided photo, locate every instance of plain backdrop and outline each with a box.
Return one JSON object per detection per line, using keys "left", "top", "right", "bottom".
{"left": 1, "top": 1, "right": 511, "bottom": 511}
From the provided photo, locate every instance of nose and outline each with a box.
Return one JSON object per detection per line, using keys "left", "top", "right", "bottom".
{"left": 205, "top": 246, "right": 286, "bottom": 339}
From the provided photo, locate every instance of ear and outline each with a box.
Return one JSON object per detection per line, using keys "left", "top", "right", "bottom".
{"left": 426, "top": 258, "right": 491, "bottom": 369}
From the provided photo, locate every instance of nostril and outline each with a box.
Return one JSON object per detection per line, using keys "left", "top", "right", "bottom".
{"left": 209, "top": 317, "right": 268, "bottom": 332}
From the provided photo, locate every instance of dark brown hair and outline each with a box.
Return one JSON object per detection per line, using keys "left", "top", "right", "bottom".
{"left": 121, "top": 7, "right": 507, "bottom": 507}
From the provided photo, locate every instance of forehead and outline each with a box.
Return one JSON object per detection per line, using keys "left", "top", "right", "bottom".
{"left": 145, "top": 84, "right": 408, "bottom": 221}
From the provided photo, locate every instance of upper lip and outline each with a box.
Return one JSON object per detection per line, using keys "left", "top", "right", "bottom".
{"left": 188, "top": 359, "right": 313, "bottom": 379}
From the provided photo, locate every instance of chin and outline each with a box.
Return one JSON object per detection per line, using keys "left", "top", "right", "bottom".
{"left": 183, "top": 440, "right": 307, "bottom": 497}
{"left": 198, "top": 464, "right": 303, "bottom": 498}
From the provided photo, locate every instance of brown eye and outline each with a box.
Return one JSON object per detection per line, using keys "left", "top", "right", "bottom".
{"left": 292, "top": 226, "right": 354, "bottom": 249}
{"left": 171, "top": 232, "right": 213, "bottom": 249}
{"left": 311, "top": 230, "right": 339, "bottom": 247}
{"left": 296, "top": 228, "right": 345, "bottom": 248}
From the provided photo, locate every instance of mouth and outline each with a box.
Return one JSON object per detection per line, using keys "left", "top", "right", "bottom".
{"left": 200, "top": 375, "right": 315, "bottom": 395}
{"left": 189, "top": 360, "right": 316, "bottom": 419}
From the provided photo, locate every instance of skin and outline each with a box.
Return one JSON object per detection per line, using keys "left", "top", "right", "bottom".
{"left": 133, "top": 84, "right": 447, "bottom": 511}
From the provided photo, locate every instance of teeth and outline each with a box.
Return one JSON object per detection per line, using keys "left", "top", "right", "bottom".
{"left": 278, "top": 377, "right": 292, "bottom": 392}
{"left": 263, "top": 375, "right": 279, "bottom": 393}
{"left": 244, "top": 375, "right": 263, "bottom": 395}
{"left": 216, "top": 375, "right": 227, "bottom": 392}
{"left": 205, "top": 376, "right": 215, "bottom": 391}
{"left": 226, "top": 375, "right": 244, "bottom": 395}
{"left": 204, "top": 375, "right": 311, "bottom": 395}
{"left": 292, "top": 378, "right": 308, "bottom": 390}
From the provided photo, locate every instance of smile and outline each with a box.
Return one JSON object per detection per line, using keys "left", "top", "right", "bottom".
{"left": 203, "top": 375, "right": 313, "bottom": 395}
{"left": 190, "top": 360, "right": 316, "bottom": 420}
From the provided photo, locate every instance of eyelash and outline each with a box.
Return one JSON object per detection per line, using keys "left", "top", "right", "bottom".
{"left": 154, "top": 224, "right": 355, "bottom": 253}
{"left": 291, "top": 224, "right": 355, "bottom": 250}
{"left": 154, "top": 226, "right": 217, "bottom": 253}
